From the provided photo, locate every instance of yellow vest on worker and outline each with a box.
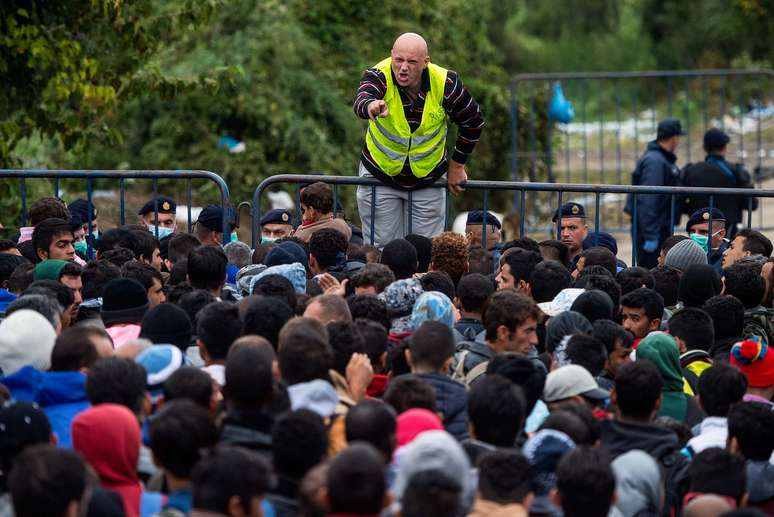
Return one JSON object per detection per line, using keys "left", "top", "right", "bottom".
{"left": 365, "top": 57, "right": 449, "bottom": 178}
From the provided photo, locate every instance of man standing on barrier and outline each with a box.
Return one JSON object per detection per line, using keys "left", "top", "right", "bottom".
{"left": 353, "top": 32, "right": 484, "bottom": 248}
{"left": 626, "top": 119, "right": 684, "bottom": 268}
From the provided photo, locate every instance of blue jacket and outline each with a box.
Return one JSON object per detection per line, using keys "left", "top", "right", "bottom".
{"left": 413, "top": 372, "right": 468, "bottom": 441}
{"left": 0, "top": 289, "right": 16, "bottom": 315}
{"left": 1, "top": 366, "right": 90, "bottom": 448}
{"left": 625, "top": 141, "right": 681, "bottom": 242}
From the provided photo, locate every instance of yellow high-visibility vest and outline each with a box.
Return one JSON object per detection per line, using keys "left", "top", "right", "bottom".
{"left": 365, "top": 57, "right": 449, "bottom": 178}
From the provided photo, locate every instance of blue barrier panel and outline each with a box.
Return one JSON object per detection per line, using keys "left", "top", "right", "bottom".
{"left": 0, "top": 170, "right": 233, "bottom": 254}
{"left": 510, "top": 69, "right": 774, "bottom": 230}
{"left": 252, "top": 174, "right": 769, "bottom": 266}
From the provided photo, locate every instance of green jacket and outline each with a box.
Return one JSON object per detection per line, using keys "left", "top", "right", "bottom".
{"left": 636, "top": 333, "right": 689, "bottom": 422}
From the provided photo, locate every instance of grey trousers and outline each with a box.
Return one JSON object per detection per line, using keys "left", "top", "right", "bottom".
{"left": 356, "top": 162, "right": 447, "bottom": 248}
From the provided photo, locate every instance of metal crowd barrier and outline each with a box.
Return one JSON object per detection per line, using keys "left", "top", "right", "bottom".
{"left": 0, "top": 169, "right": 234, "bottom": 249}
{"left": 510, "top": 69, "right": 774, "bottom": 228}
{"left": 253, "top": 174, "right": 769, "bottom": 266}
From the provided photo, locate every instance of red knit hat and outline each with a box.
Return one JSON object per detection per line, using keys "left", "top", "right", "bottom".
{"left": 730, "top": 338, "right": 774, "bottom": 388}
{"left": 396, "top": 408, "right": 443, "bottom": 449}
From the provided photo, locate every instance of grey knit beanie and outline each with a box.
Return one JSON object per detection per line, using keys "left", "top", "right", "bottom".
{"left": 664, "top": 239, "right": 708, "bottom": 272}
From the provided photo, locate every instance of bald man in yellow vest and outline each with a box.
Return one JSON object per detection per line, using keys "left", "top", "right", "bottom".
{"left": 353, "top": 33, "right": 485, "bottom": 248}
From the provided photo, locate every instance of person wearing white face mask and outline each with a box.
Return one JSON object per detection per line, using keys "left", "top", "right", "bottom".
{"left": 138, "top": 195, "right": 177, "bottom": 240}
{"left": 686, "top": 207, "right": 728, "bottom": 273}
{"left": 258, "top": 208, "right": 294, "bottom": 244}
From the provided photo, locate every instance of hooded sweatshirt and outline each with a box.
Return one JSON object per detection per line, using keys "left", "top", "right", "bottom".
{"left": 250, "top": 262, "right": 307, "bottom": 295}
{"left": 0, "top": 289, "right": 16, "bottom": 314}
{"left": 635, "top": 333, "right": 690, "bottom": 422}
{"left": 0, "top": 309, "right": 57, "bottom": 375}
{"left": 288, "top": 379, "right": 339, "bottom": 418}
{"left": 747, "top": 461, "right": 774, "bottom": 512}
{"left": 601, "top": 419, "right": 690, "bottom": 517}
{"left": 379, "top": 278, "right": 423, "bottom": 334}
{"left": 1, "top": 366, "right": 89, "bottom": 448}
{"left": 545, "top": 311, "right": 592, "bottom": 354}
{"left": 72, "top": 404, "right": 156, "bottom": 517}
{"left": 611, "top": 450, "right": 663, "bottom": 517}
{"left": 392, "top": 430, "right": 474, "bottom": 515}
{"left": 410, "top": 291, "right": 455, "bottom": 330}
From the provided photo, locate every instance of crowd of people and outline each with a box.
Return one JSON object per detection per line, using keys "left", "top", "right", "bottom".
{"left": 1, "top": 180, "right": 774, "bottom": 517}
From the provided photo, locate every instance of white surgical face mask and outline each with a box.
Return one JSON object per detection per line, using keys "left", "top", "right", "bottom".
{"left": 147, "top": 223, "right": 174, "bottom": 240}
{"left": 261, "top": 236, "right": 278, "bottom": 244}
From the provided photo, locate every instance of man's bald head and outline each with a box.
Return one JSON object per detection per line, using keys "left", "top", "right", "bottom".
{"left": 390, "top": 33, "right": 430, "bottom": 90}
{"left": 392, "top": 33, "right": 428, "bottom": 57}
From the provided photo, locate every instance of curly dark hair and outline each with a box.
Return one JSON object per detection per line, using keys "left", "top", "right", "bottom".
{"left": 309, "top": 229, "right": 348, "bottom": 270}
{"left": 431, "top": 232, "right": 469, "bottom": 285}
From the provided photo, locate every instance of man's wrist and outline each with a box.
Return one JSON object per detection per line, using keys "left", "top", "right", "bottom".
{"left": 451, "top": 151, "right": 468, "bottom": 165}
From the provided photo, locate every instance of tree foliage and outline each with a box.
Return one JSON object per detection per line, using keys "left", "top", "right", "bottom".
{"left": 2, "top": 0, "right": 771, "bottom": 217}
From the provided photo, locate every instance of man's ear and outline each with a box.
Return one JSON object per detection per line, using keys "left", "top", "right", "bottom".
{"left": 524, "top": 492, "right": 535, "bottom": 513}
{"left": 141, "top": 393, "right": 152, "bottom": 418}
{"left": 227, "top": 494, "right": 247, "bottom": 517}
{"left": 674, "top": 336, "right": 687, "bottom": 354}
{"left": 319, "top": 487, "right": 331, "bottom": 513}
{"left": 36, "top": 248, "right": 48, "bottom": 261}
{"left": 496, "top": 324, "right": 510, "bottom": 343}
{"left": 550, "top": 487, "right": 562, "bottom": 510}
{"left": 197, "top": 338, "right": 211, "bottom": 363}
{"left": 727, "top": 436, "right": 740, "bottom": 455}
{"left": 65, "top": 500, "right": 80, "bottom": 517}
{"left": 649, "top": 318, "right": 662, "bottom": 332}
{"left": 404, "top": 349, "right": 414, "bottom": 370}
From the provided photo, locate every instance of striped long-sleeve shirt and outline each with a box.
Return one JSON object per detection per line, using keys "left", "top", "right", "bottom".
{"left": 353, "top": 66, "right": 485, "bottom": 190}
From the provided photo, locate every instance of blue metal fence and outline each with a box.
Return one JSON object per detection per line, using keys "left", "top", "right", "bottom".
{"left": 510, "top": 69, "right": 774, "bottom": 229}
{"left": 253, "top": 174, "right": 768, "bottom": 266}
{"left": 0, "top": 169, "right": 234, "bottom": 249}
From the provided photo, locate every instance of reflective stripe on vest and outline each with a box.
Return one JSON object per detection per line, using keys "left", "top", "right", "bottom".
{"left": 364, "top": 57, "right": 448, "bottom": 178}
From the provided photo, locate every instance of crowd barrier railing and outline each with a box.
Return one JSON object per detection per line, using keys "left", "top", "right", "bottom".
{"left": 510, "top": 69, "right": 774, "bottom": 229}
{"left": 0, "top": 169, "right": 234, "bottom": 252}
{"left": 253, "top": 174, "right": 769, "bottom": 266}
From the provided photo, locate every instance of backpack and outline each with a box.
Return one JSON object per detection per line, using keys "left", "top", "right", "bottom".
{"left": 658, "top": 449, "right": 691, "bottom": 517}
{"left": 743, "top": 307, "right": 774, "bottom": 346}
{"left": 451, "top": 341, "right": 495, "bottom": 384}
